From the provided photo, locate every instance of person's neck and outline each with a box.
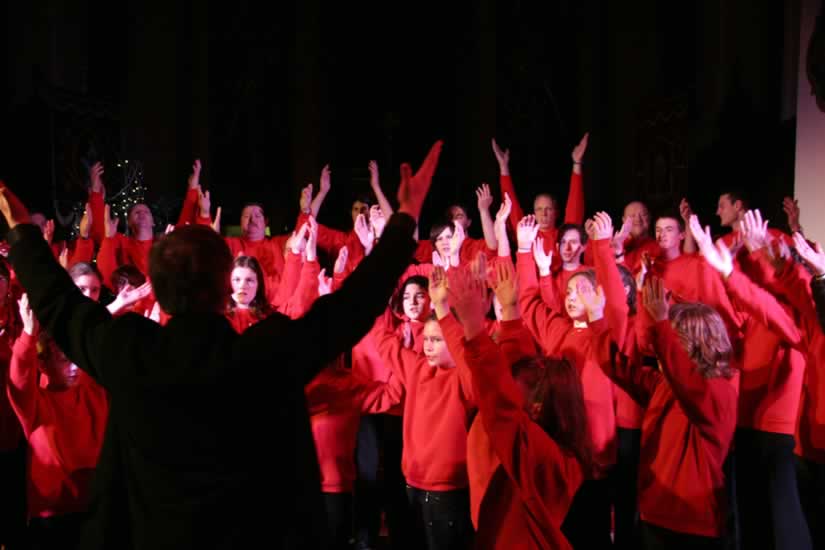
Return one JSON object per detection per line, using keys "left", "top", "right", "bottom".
{"left": 244, "top": 233, "right": 265, "bottom": 242}
{"left": 563, "top": 260, "right": 581, "bottom": 271}
{"left": 132, "top": 228, "right": 153, "bottom": 241}
{"left": 660, "top": 246, "right": 681, "bottom": 261}
{"left": 234, "top": 301, "right": 251, "bottom": 310}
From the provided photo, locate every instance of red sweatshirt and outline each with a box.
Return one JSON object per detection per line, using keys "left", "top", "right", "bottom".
{"left": 6, "top": 333, "right": 108, "bottom": 519}
{"left": 414, "top": 237, "right": 495, "bottom": 267}
{"left": 97, "top": 235, "right": 154, "bottom": 289}
{"left": 464, "top": 332, "right": 583, "bottom": 550}
{"left": 375, "top": 313, "right": 475, "bottom": 491}
{"left": 596, "top": 318, "right": 738, "bottom": 537}
{"left": 538, "top": 265, "right": 590, "bottom": 313}
{"left": 224, "top": 236, "right": 290, "bottom": 305}
{"left": 0, "top": 314, "right": 23, "bottom": 453}
{"left": 88, "top": 190, "right": 107, "bottom": 248}
{"left": 620, "top": 235, "right": 660, "bottom": 275}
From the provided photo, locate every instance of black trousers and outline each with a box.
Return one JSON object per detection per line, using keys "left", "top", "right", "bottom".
{"left": 0, "top": 445, "right": 28, "bottom": 550}
{"left": 561, "top": 476, "right": 613, "bottom": 550}
{"left": 405, "top": 486, "right": 472, "bottom": 550}
{"left": 323, "top": 492, "right": 354, "bottom": 550}
{"left": 28, "top": 513, "right": 86, "bottom": 550}
{"left": 354, "top": 414, "right": 409, "bottom": 549}
{"left": 639, "top": 521, "right": 723, "bottom": 550}
{"left": 796, "top": 456, "right": 825, "bottom": 550}
{"left": 735, "top": 428, "right": 812, "bottom": 550}
{"left": 613, "top": 428, "right": 641, "bottom": 550}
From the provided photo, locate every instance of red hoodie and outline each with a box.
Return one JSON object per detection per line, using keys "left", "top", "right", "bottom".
{"left": 6, "top": 333, "right": 108, "bottom": 519}
{"left": 596, "top": 317, "right": 738, "bottom": 537}
{"left": 464, "top": 332, "right": 583, "bottom": 550}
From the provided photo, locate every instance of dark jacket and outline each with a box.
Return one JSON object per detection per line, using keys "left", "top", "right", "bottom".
{"left": 813, "top": 275, "right": 825, "bottom": 333}
{"left": 7, "top": 213, "right": 417, "bottom": 550}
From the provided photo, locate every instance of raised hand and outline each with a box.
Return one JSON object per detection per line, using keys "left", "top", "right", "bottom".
{"left": 368, "top": 160, "right": 379, "bottom": 188}
{"left": 319, "top": 164, "right": 331, "bottom": 195}
{"left": 354, "top": 214, "right": 375, "bottom": 254}
{"left": 112, "top": 282, "right": 153, "bottom": 313}
{"left": 317, "top": 268, "right": 333, "bottom": 296}
{"left": 494, "top": 193, "right": 512, "bottom": 256}
{"left": 740, "top": 209, "right": 770, "bottom": 252}
{"left": 636, "top": 251, "right": 652, "bottom": 289}
{"left": 370, "top": 205, "right": 386, "bottom": 239}
{"left": 572, "top": 132, "right": 589, "bottom": 165}
{"left": 305, "top": 216, "right": 318, "bottom": 262}
{"left": 642, "top": 276, "right": 669, "bottom": 322}
{"left": 58, "top": 246, "right": 69, "bottom": 269}
{"left": 488, "top": 258, "right": 518, "bottom": 311}
{"left": 103, "top": 204, "right": 119, "bottom": 238}
{"left": 783, "top": 197, "right": 802, "bottom": 234}
{"left": 289, "top": 223, "right": 309, "bottom": 255}
{"left": 578, "top": 278, "right": 606, "bottom": 323}
{"left": 397, "top": 141, "right": 443, "bottom": 222}
{"left": 476, "top": 183, "right": 493, "bottom": 211}
{"left": 145, "top": 301, "right": 161, "bottom": 323}
{"left": 300, "top": 184, "right": 313, "bottom": 213}
{"left": 334, "top": 246, "right": 349, "bottom": 274}
{"left": 533, "top": 237, "right": 553, "bottom": 276}
{"left": 198, "top": 189, "right": 211, "bottom": 218}
{"left": 587, "top": 211, "right": 614, "bottom": 241}
{"left": 164, "top": 224, "right": 175, "bottom": 235}
{"left": 188, "top": 159, "right": 202, "bottom": 191}
{"left": 449, "top": 221, "right": 466, "bottom": 267}
{"left": 17, "top": 293, "right": 37, "bottom": 336}
{"left": 612, "top": 216, "right": 632, "bottom": 257}
{"left": 212, "top": 207, "right": 222, "bottom": 234}
{"left": 79, "top": 203, "right": 92, "bottom": 239}
{"left": 43, "top": 219, "right": 55, "bottom": 245}
{"left": 491, "top": 139, "right": 510, "bottom": 175}
{"left": 689, "top": 215, "right": 733, "bottom": 277}
{"left": 517, "top": 215, "right": 539, "bottom": 251}
{"left": 447, "top": 255, "right": 488, "bottom": 338}
{"left": 429, "top": 265, "right": 449, "bottom": 309}
{"left": 793, "top": 232, "right": 825, "bottom": 276}
{"left": 0, "top": 182, "right": 32, "bottom": 229}
{"left": 90, "top": 161, "right": 106, "bottom": 194}
{"left": 679, "top": 198, "right": 693, "bottom": 224}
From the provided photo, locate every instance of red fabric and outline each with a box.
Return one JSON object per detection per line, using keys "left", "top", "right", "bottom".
{"left": 621, "top": 235, "right": 660, "bottom": 275}
{"left": 489, "top": 318, "right": 539, "bottom": 366}
{"left": 516, "top": 242, "right": 621, "bottom": 476}
{"left": 465, "top": 332, "right": 582, "bottom": 550}
{"left": 6, "top": 333, "right": 108, "bottom": 519}
{"left": 596, "top": 319, "right": 738, "bottom": 537}
{"left": 0, "top": 310, "right": 23, "bottom": 452}
{"left": 374, "top": 313, "right": 475, "bottom": 491}
{"left": 414, "top": 238, "right": 493, "bottom": 268}
{"left": 296, "top": 214, "right": 366, "bottom": 275}
{"left": 88, "top": 190, "right": 106, "bottom": 248}
{"left": 225, "top": 308, "right": 261, "bottom": 334}
{"left": 224, "top": 236, "right": 289, "bottom": 305}
{"left": 305, "top": 364, "right": 404, "bottom": 493}
{"left": 176, "top": 188, "right": 200, "bottom": 228}
{"left": 96, "top": 235, "right": 153, "bottom": 289}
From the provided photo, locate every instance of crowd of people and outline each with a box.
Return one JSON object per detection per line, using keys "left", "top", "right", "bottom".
{"left": 0, "top": 135, "right": 824, "bottom": 550}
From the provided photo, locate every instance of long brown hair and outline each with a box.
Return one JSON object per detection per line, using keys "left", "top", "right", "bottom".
{"left": 669, "top": 303, "right": 734, "bottom": 379}
{"left": 227, "top": 256, "right": 272, "bottom": 319}
{"left": 513, "top": 356, "right": 595, "bottom": 475}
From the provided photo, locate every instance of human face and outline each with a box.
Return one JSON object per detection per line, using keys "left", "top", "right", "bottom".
{"left": 73, "top": 274, "right": 101, "bottom": 302}
{"left": 655, "top": 218, "right": 685, "bottom": 252}
{"left": 40, "top": 340, "right": 80, "bottom": 391}
{"left": 449, "top": 206, "right": 471, "bottom": 230}
{"left": 231, "top": 266, "right": 258, "bottom": 307}
{"left": 128, "top": 204, "right": 154, "bottom": 233}
{"left": 623, "top": 201, "right": 650, "bottom": 238}
{"left": 241, "top": 206, "right": 267, "bottom": 241}
{"left": 559, "top": 229, "right": 585, "bottom": 265}
{"left": 351, "top": 201, "right": 370, "bottom": 225}
{"left": 422, "top": 320, "right": 454, "bottom": 367}
{"left": 434, "top": 226, "right": 452, "bottom": 258}
{"left": 716, "top": 194, "right": 742, "bottom": 228}
{"left": 30, "top": 213, "right": 47, "bottom": 233}
{"left": 564, "top": 274, "right": 593, "bottom": 321}
{"left": 533, "top": 196, "right": 556, "bottom": 230}
{"left": 402, "top": 283, "right": 430, "bottom": 321}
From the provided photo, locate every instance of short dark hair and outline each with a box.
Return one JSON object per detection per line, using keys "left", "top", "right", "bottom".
{"left": 429, "top": 219, "right": 454, "bottom": 246}
{"left": 111, "top": 264, "right": 146, "bottom": 293}
{"left": 556, "top": 223, "right": 588, "bottom": 247}
{"left": 149, "top": 226, "right": 232, "bottom": 315}
{"left": 719, "top": 189, "right": 749, "bottom": 210}
{"left": 654, "top": 210, "right": 685, "bottom": 232}
{"left": 616, "top": 264, "right": 636, "bottom": 316}
{"left": 392, "top": 275, "right": 429, "bottom": 318}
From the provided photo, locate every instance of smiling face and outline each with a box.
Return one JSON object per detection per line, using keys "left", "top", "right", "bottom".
{"left": 231, "top": 266, "right": 258, "bottom": 307}
{"left": 623, "top": 201, "right": 650, "bottom": 238}
{"left": 422, "top": 319, "right": 454, "bottom": 367}
{"left": 240, "top": 205, "right": 267, "bottom": 241}
{"left": 558, "top": 228, "right": 585, "bottom": 265}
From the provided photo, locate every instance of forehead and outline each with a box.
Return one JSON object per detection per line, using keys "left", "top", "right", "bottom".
{"left": 232, "top": 266, "right": 257, "bottom": 278}
{"left": 567, "top": 273, "right": 593, "bottom": 291}
{"left": 655, "top": 217, "right": 680, "bottom": 230}
{"left": 560, "top": 228, "right": 582, "bottom": 241}
{"left": 74, "top": 273, "right": 101, "bottom": 286}
{"left": 403, "top": 283, "right": 425, "bottom": 295}
{"left": 436, "top": 226, "right": 452, "bottom": 239}
{"left": 423, "top": 320, "right": 443, "bottom": 336}
{"left": 718, "top": 194, "right": 734, "bottom": 205}
{"left": 242, "top": 205, "right": 265, "bottom": 217}
{"left": 534, "top": 196, "right": 554, "bottom": 208}
{"left": 352, "top": 200, "right": 369, "bottom": 210}
{"left": 449, "top": 205, "right": 467, "bottom": 217}
{"left": 624, "top": 202, "right": 648, "bottom": 217}
{"left": 130, "top": 204, "right": 151, "bottom": 215}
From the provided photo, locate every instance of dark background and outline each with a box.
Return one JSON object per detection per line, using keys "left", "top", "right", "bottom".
{"left": 0, "top": 0, "right": 801, "bottom": 240}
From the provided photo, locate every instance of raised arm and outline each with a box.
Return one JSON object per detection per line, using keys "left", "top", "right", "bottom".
{"left": 492, "top": 139, "right": 526, "bottom": 232}
{"left": 563, "top": 132, "right": 588, "bottom": 225}
{"left": 587, "top": 212, "right": 630, "bottom": 347}
{"left": 255, "top": 141, "right": 443, "bottom": 385}
{"left": 368, "top": 160, "right": 394, "bottom": 218}
{"left": 88, "top": 161, "right": 107, "bottom": 246}
{"left": 476, "top": 183, "right": 497, "bottom": 251}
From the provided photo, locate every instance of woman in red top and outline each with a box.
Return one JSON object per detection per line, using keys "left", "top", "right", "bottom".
{"left": 8, "top": 295, "right": 108, "bottom": 550}
{"left": 226, "top": 256, "right": 273, "bottom": 334}
{"left": 450, "top": 257, "right": 592, "bottom": 549}
{"left": 597, "top": 276, "right": 738, "bottom": 549}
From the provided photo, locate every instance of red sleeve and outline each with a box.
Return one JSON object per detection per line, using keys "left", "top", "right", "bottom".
{"left": 496, "top": 318, "right": 538, "bottom": 365}
{"left": 332, "top": 270, "right": 347, "bottom": 293}
{"left": 459, "top": 238, "right": 495, "bottom": 266}
{"left": 297, "top": 212, "right": 351, "bottom": 258}
{"left": 516, "top": 252, "right": 571, "bottom": 357}
{"left": 97, "top": 235, "right": 122, "bottom": 289}
{"left": 539, "top": 273, "right": 561, "bottom": 312}
{"left": 272, "top": 252, "right": 303, "bottom": 310}
{"left": 592, "top": 238, "right": 630, "bottom": 349}
{"left": 282, "top": 260, "right": 321, "bottom": 319}
{"left": 354, "top": 370, "right": 405, "bottom": 414}
{"left": 6, "top": 332, "right": 40, "bottom": 436}
{"left": 591, "top": 325, "right": 660, "bottom": 408}
{"left": 414, "top": 240, "right": 434, "bottom": 264}
{"left": 176, "top": 188, "right": 200, "bottom": 228}
{"left": 563, "top": 170, "right": 585, "bottom": 225}
{"left": 724, "top": 269, "right": 802, "bottom": 348}
{"left": 88, "top": 190, "right": 106, "bottom": 247}
{"left": 374, "top": 311, "right": 419, "bottom": 389}
{"left": 68, "top": 238, "right": 94, "bottom": 266}
{"left": 653, "top": 319, "right": 738, "bottom": 444}
{"left": 500, "top": 174, "right": 526, "bottom": 233}
{"left": 773, "top": 262, "right": 820, "bottom": 345}
{"left": 438, "top": 313, "right": 476, "bottom": 404}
